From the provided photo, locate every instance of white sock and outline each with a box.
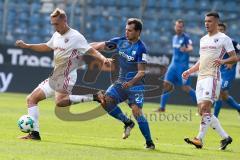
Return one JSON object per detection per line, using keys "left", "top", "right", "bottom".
{"left": 69, "top": 95, "right": 93, "bottom": 105}
{"left": 210, "top": 115, "right": 229, "bottom": 139}
{"left": 28, "top": 106, "right": 39, "bottom": 132}
{"left": 196, "top": 113, "right": 212, "bottom": 140}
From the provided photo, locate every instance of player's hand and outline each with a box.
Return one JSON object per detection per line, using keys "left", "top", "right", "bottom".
{"left": 15, "top": 40, "right": 29, "bottom": 49}
{"left": 103, "top": 58, "right": 113, "bottom": 67}
{"left": 122, "top": 81, "right": 133, "bottom": 89}
{"left": 180, "top": 46, "right": 187, "bottom": 52}
{"left": 182, "top": 70, "right": 190, "bottom": 80}
{"left": 213, "top": 58, "right": 224, "bottom": 67}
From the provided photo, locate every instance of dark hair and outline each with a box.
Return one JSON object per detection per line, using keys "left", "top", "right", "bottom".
{"left": 218, "top": 22, "right": 227, "bottom": 30}
{"left": 176, "top": 19, "right": 184, "bottom": 26}
{"left": 127, "top": 18, "right": 143, "bottom": 32}
{"left": 205, "top": 11, "right": 220, "bottom": 19}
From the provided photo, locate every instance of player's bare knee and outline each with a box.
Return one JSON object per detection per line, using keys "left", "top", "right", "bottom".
{"left": 199, "top": 103, "right": 211, "bottom": 115}
{"left": 221, "top": 91, "right": 228, "bottom": 100}
{"left": 26, "top": 94, "right": 38, "bottom": 106}
{"left": 55, "top": 95, "right": 70, "bottom": 107}
{"left": 55, "top": 99, "right": 70, "bottom": 107}
{"left": 182, "top": 85, "right": 191, "bottom": 92}
{"left": 131, "top": 105, "right": 142, "bottom": 117}
{"left": 163, "top": 81, "right": 171, "bottom": 91}
{"left": 103, "top": 96, "right": 115, "bottom": 108}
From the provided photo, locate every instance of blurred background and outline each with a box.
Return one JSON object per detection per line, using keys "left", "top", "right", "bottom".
{"left": 0, "top": 0, "right": 239, "bottom": 105}
{"left": 0, "top": 0, "right": 239, "bottom": 55}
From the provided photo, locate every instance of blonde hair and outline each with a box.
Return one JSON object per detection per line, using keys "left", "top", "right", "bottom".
{"left": 50, "top": 8, "right": 66, "bottom": 19}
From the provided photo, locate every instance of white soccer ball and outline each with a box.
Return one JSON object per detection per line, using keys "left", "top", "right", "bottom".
{"left": 17, "top": 115, "right": 35, "bottom": 133}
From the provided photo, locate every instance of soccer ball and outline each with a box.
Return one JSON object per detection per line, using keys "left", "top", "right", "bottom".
{"left": 17, "top": 115, "right": 35, "bottom": 133}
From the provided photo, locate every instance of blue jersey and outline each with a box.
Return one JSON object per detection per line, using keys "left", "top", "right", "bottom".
{"left": 171, "top": 33, "right": 192, "bottom": 67}
{"left": 106, "top": 36, "right": 147, "bottom": 85}
{"left": 220, "top": 40, "right": 240, "bottom": 80}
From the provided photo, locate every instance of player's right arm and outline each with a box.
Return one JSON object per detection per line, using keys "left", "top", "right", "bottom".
{"left": 182, "top": 60, "right": 200, "bottom": 79}
{"left": 15, "top": 40, "right": 52, "bottom": 52}
{"left": 90, "top": 41, "right": 117, "bottom": 52}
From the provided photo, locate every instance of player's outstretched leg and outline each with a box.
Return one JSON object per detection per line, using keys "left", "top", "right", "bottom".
{"left": 99, "top": 95, "right": 135, "bottom": 139}
{"left": 131, "top": 105, "right": 155, "bottom": 150}
{"left": 19, "top": 88, "right": 44, "bottom": 140}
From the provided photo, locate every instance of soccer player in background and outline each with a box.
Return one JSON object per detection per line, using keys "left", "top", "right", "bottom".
{"left": 213, "top": 22, "right": 240, "bottom": 117}
{"left": 91, "top": 18, "right": 155, "bottom": 149}
{"left": 154, "top": 19, "right": 196, "bottom": 112}
{"left": 15, "top": 8, "right": 109, "bottom": 140}
{"left": 182, "top": 12, "right": 238, "bottom": 150}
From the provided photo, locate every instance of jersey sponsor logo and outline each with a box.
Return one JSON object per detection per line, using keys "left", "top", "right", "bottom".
{"left": 119, "top": 51, "right": 134, "bottom": 61}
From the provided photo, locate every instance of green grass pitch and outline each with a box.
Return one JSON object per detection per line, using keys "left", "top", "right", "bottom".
{"left": 0, "top": 93, "right": 239, "bottom": 160}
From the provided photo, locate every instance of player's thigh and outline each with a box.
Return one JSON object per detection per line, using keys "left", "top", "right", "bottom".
{"left": 198, "top": 100, "right": 212, "bottom": 115}
{"left": 105, "top": 83, "right": 127, "bottom": 104}
{"left": 196, "top": 77, "right": 220, "bottom": 104}
{"left": 129, "top": 104, "right": 143, "bottom": 117}
{"left": 164, "top": 67, "right": 177, "bottom": 85}
{"left": 37, "top": 78, "right": 55, "bottom": 98}
{"left": 127, "top": 86, "right": 144, "bottom": 109}
{"left": 27, "top": 87, "right": 46, "bottom": 105}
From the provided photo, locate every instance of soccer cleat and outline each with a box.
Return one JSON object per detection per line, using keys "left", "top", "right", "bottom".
{"left": 153, "top": 108, "right": 165, "bottom": 112}
{"left": 219, "top": 136, "right": 232, "bottom": 150}
{"left": 122, "top": 120, "right": 135, "bottom": 139}
{"left": 19, "top": 131, "right": 41, "bottom": 140}
{"left": 184, "top": 137, "right": 203, "bottom": 149}
{"left": 145, "top": 140, "right": 155, "bottom": 150}
{"left": 93, "top": 90, "right": 106, "bottom": 105}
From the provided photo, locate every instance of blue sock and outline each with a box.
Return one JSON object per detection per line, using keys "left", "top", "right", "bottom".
{"left": 214, "top": 100, "right": 222, "bottom": 117}
{"left": 189, "top": 89, "right": 197, "bottom": 103}
{"left": 226, "top": 96, "right": 240, "bottom": 111}
{"left": 105, "top": 105, "right": 130, "bottom": 124}
{"left": 160, "top": 91, "right": 170, "bottom": 110}
{"left": 135, "top": 115, "right": 152, "bottom": 142}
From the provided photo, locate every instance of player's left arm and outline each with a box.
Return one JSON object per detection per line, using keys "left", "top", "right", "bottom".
{"left": 122, "top": 63, "right": 145, "bottom": 88}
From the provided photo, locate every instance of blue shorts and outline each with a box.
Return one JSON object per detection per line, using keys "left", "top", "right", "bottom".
{"left": 106, "top": 82, "right": 144, "bottom": 108}
{"left": 164, "top": 65, "right": 190, "bottom": 86}
{"left": 221, "top": 72, "right": 235, "bottom": 91}
{"left": 221, "top": 78, "right": 233, "bottom": 91}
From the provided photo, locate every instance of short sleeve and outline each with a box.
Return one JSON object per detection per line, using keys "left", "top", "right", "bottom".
{"left": 46, "top": 33, "right": 55, "bottom": 49}
{"left": 185, "top": 35, "right": 193, "bottom": 45}
{"left": 224, "top": 36, "right": 235, "bottom": 53}
{"left": 137, "top": 44, "right": 148, "bottom": 63}
{"left": 74, "top": 34, "right": 92, "bottom": 55}
{"left": 105, "top": 37, "right": 121, "bottom": 49}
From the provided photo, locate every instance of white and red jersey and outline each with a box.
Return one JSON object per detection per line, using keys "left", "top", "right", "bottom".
{"left": 198, "top": 32, "right": 235, "bottom": 80}
{"left": 45, "top": 28, "right": 91, "bottom": 94}
{"left": 46, "top": 28, "right": 91, "bottom": 71}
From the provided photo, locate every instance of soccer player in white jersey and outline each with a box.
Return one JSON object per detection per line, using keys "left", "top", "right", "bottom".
{"left": 182, "top": 12, "right": 238, "bottom": 150}
{"left": 15, "top": 8, "right": 109, "bottom": 140}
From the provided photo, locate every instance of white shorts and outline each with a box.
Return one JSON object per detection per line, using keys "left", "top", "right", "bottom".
{"left": 37, "top": 70, "right": 77, "bottom": 98}
{"left": 196, "top": 76, "right": 221, "bottom": 104}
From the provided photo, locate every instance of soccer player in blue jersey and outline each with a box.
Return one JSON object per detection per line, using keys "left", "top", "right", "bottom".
{"left": 213, "top": 22, "right": 240, "bottom": 117}
{"left": 155, "top": 19, "right": 196, "bottom": 112}
{"left": 91, "top": 18, "right": 155, "bottom": 149}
